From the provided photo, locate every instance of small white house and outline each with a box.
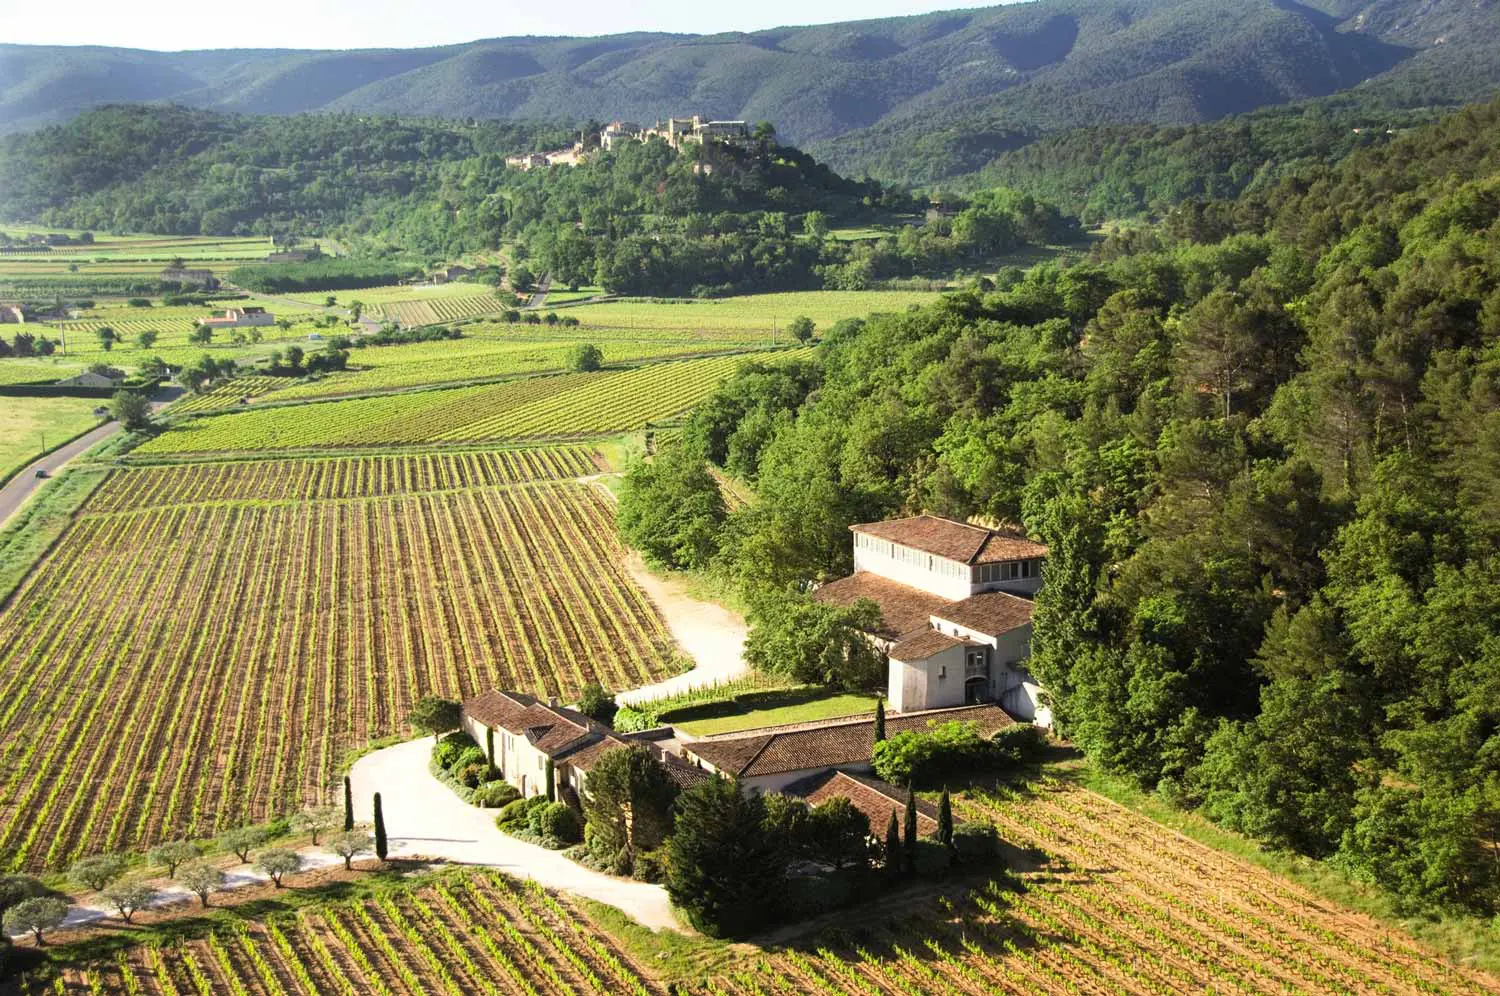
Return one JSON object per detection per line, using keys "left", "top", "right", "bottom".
{"left": 201, "top": 306, "right": 275, "bottom": 329}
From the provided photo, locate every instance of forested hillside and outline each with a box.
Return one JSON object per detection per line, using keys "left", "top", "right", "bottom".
{"left": 636, "top": 96, "right": 1500, "bottom": 917}
{"left": 0, "top": 105, "right": 1077, "bottom": 296}
{"left": 5, "top": 0, "right": 1500, "bottom": 183}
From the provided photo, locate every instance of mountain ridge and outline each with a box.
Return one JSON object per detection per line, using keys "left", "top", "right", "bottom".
{"left": 4, "top": 0, "right": 1499, "bottom": 182}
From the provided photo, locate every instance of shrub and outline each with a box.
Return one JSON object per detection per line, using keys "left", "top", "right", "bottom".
{"left": 992, "top": 724, "right": 1047, "bottom": 764}
{"left": 952, "top": 821, "right": 1001, "bottom": 864}
{"left": 568, "top": 343, "right": 604, "bottom": 372}
{"left": 576, "top": 682, "right": 616, "bottom": 723}
{"left": 433, "top": 731, "right": 475, "bottom": 769}
{"left": 473, "top": 781, "right": 520, "bottom": 809}
{"left": 612, "top": 706, "right": 660, "bottom": 733}
{"left": 872, "top": 721, "right": 995, "bottom": 787}
{"left": 457, "top": 762, "right": 489, "bottom": 789}
{"left": 537, "top": 802, "right": 582, "bottom": 844}
{"left": 632, "top": 849, "right": 667, "bottom": 883}
{"left": 497, "top": 798, "right": 534, "bottom": 826}
{"left": 449, "top": 745, "right": 485, "bottom": 774}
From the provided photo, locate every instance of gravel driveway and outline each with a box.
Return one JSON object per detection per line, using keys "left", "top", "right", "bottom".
{"left": 349, "top": 738, "right": 681, "bottom": 931}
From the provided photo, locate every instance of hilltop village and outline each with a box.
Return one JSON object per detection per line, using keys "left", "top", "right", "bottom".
{"left": 505, "top": 115, "right": 760, "bottom": 169}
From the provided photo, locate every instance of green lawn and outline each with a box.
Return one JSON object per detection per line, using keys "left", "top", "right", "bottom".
{"left": 668, "top": 688, "right": 880, "bottom": 736}
{"left": 0, "top": 396, "right": 105, "bottom": 479}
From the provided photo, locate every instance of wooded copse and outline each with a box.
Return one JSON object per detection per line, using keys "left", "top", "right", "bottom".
{"left": 619, "top": 95, "right": 1500, "bottom": 919}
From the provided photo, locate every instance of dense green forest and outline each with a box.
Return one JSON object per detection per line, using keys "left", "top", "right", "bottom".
{"left": 0, "top": 105, "right": 572, "bottom": 248}
{"left": 622, "top": 96, "right": 1500, "bottom": 918}
{"left": 959, "top": 98, "right": 1445, "bottom": 222}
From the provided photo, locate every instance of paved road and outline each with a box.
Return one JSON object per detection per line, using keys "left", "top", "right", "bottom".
{"left": 0, "top": 389, "right": 182, "bottom": 529}
{"left": 0, "top": 419, "right": 119, "bottom": 527}
{"left": 526, "top": 272, "right": 553, "bottom": 309}
{"left": 350, "top": 738, "right": 681, "bottom": 931}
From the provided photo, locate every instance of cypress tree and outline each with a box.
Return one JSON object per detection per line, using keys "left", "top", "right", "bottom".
{"left": 545, "top": 758, "right": 556, "bottom": 802}
{"left": 874, "top": 698, "right": 886, "bottom": 744}
{"left": 486, "top": 727, "right": 497, "bottom": 778}
{"left": 938, "top": 787, "right": 954, "bottom": 852}
{"left": 903, "top": 786, "right": 918, "bottom": 874}
{"left": 373, "top": 793, "right": 387, "bottom": 863}
{"left": 883, "top": 811, "right": 901, "bottom": 875}
{"left": 342, "top": 776, "right": 353, "bottom": 832}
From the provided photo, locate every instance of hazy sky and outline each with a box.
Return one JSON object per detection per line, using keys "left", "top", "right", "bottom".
{"left": 1, "top": 0, "right": 1012, "bottom": 50}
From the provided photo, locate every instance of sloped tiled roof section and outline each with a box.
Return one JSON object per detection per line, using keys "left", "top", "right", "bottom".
{"left": 852, "top": 516, "right": 1048, "bottom": 565}
{"left": 932, "top": 591, "right": 1036, "bottom": 639}
{"left": 812, "top": 572, "right": 952, "bottom": 640}
{"left": 683, "top": 704, "right": 1014, "bottom": 779}
{"left": 889, "top": 629, "right": 973, "bottom": 661}
{"left": 463, "top": 690, "right": 598, "bottom": 759}
{"left": 786, "top": 769, "right": 939, "bottom": 837}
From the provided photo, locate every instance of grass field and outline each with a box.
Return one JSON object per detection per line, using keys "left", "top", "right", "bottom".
{"left": 563, "top": 290, "right": 940, "bottom": 335}
{"left": 43, "top": 870, "right": 661, "bottom": 995}
{"left": 0, "top": 466, "right": 674, "bottom": 871}
{"left": 137, "top": 353, "right": 779, "bottom": 454}
{"left": 0, "top": 395, "right": 104, "bottom": 479}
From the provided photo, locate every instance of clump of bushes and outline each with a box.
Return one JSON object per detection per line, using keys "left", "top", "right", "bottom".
{"left": 497, "top": 796, "right": 582, "bottom": 848}
{"left": 472, "top": 781, "right": 520, "bottom": 809}
{"left": 873, "top": 721, "right": 1046, "bottom": 787}
{"left": 430, "top": 731, "right": 513, "bottom": 804}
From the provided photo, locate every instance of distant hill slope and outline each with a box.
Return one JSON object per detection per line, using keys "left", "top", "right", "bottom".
{"left": 3, "top": 0, "right": 1499, "bottom": 182}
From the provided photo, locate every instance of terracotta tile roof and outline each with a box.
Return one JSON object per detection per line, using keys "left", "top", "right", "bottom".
{"left": 851, "top": 515, "right": 1047, "bottom": 565}
{"left": 463, "top": 690, "right": 599, "bottom": 759}
{"left": 683, "top": 704, "right": 1014, "bottom": 779}
{"left": 786, "top": 770, "right": 939, "bottom": 837}
{"left": 812, "top": 572, "right": 953, "bottom": 640}
{"left": 931, "top": 591, "right": 1035, "bottom": 638}
{"left": 889, "top": 629, "right": 973, "bottom": 661}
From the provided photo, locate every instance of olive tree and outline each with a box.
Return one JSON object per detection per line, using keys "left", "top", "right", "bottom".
{"left": 69, "top": 854, "right": 126, "bottom": 892}
{"left": 291, "top": 807, "right": 341, "bottom": 845}
{"left": 218, "top": 826, "right": 268, "bottom": 863}
{"left": 178, "top": 862, "right": 224, "bottom": 908}
{"left": 100, "top": 881, "right": 156, "bottom": 923}
{"left": 0, "top": 875, "right": 46, "bottom": 946}
{"left": 255, "top": 849, "right": 302, "bottom": 888}
{"left": 327, "top": 831, "right": 372, "bottom": 870}
{"left": 3, "top": 896, "right": 68, "bottom": 946}
{"left": 148, "top": 840, "right": 201, "bottom": 878}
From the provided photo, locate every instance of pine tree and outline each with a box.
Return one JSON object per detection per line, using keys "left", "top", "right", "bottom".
{"left": 938, "top": 788, "right": 954, "bottom": 852}
{"left": 343, "top": 776, "right": 353, "bottom": 832}
{"left": 874, "top": 698, "right": 887, "bottom": 744}
{"left": 903, "top": 786, "right": 918, "bottom": 874}
{"left": 883, "top": 811, "right": 901, "bottom": 876}
{"left": 373, "top": 793, "right": 387, "bottom": 863}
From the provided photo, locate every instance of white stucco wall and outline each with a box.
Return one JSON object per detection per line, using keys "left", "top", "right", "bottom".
{"left": 888, "top": 643, "right": 969, "bottom": 712}
{"left": 853, "top": 545, "right": 972, "bottom": 600}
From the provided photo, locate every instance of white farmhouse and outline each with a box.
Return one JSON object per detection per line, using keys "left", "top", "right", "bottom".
{"left": 200, "top": 306, "right": 275, "bottom": 329}
{"left": 814, "top": 515, "right": 1051, "bottom": 725}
